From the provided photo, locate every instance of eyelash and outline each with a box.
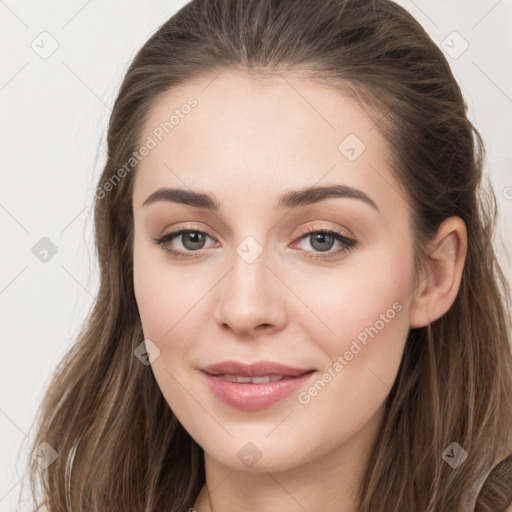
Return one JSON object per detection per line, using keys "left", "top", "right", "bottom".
{"left": 151, "top": 224, "right": 357, "bottom": 261}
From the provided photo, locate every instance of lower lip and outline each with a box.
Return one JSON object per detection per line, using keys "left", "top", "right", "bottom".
{"left": 202, "top": 371, "right": 316, "bottom": 411}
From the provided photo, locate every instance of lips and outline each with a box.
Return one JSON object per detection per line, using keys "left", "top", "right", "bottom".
{"left": 201, "top": 360, "right": 316, "bottom": 410}
{"left": 216, "top": 374, "right": 287, "bottom": 383}
{"left": 202, "top": 360, "right": 314, "bottom": 378}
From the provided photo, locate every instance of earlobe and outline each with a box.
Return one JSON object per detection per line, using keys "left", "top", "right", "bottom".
{"left": 409, "top": 217, "right": 467, "bottom": 329}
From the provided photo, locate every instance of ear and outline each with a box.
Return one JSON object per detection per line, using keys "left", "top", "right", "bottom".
{"left": 409, "top": 216, "right": 467, "bottom": 329}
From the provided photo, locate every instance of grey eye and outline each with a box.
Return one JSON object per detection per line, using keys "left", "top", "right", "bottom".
{"left": 178, "top": 231, "right": 208, "bottom": 251}
{"left": 307, "top": 232, "right": 337, "bottom": 252}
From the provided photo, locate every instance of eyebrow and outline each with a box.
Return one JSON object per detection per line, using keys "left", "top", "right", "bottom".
{"left": 142, "top": 184, "right": 379, "bottom": 212}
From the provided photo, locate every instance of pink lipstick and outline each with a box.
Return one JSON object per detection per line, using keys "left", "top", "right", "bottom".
{"left": 201, "top": 360, "right": 316, "bottom": 411}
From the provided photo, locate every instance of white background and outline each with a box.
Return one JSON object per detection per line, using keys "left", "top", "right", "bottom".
{"left": 1, "top": 1, "right": 511, "bottom": 509}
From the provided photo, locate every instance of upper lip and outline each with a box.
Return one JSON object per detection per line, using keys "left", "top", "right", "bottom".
{"left": 202, "top": 360, "right": 315, "bottom": 377}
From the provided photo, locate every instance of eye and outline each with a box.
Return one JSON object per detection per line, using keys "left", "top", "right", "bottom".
{"left": 152, "top": 224, "right": 357, "bottom": 260}
{"left": 152, "top": 228, "right": 216, "bottom": 259}
{"left": 292, "top": 225, "right": 357, "bottom": 260}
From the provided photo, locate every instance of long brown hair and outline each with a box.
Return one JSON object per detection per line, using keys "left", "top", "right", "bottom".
{"left": 21, "top": 0, "right": 512, "bottom": 510}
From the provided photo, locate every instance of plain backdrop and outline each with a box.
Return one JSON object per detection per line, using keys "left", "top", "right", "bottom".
{"left": 1, "top": 0, "right": 511, "bottom": 510}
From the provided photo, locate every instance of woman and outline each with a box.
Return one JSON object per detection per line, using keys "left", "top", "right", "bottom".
{"left": 25, "top": 0, "right": 512, "bottom": 510}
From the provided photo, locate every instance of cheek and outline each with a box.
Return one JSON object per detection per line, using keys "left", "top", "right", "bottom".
{"left": 133, "top": 242, "right": 200, "bottom": 340}
{"left": 317, "top": 278, "right": 410, "bottom": 365}
{"left": 132, "top": 246, "right": 217, "bottom": 395}
{"left": 302, "top": 287, "right": 409, "bottom": 408}
{"left": 133, "top": 263, "right": 168, "bottom": 339}
{"left": 289, "top": 280, "right": 411, "bottom": 457}
{"left": 133, "top": 254, "right": 204, "bottom": 420}
{"left": 293, "top": 244, "right": 414, "bottom": 406}
{"left": 295, "top": 244, "right": 414, "bottom": 356}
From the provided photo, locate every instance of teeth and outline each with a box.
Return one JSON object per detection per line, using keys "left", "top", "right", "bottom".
{"left": 219, "top": 374, "right": 286, "bottom": 383}
{"left": 221, "top": 374, "right": 239, "bottom": 382}
{"left": 251, "top": 376, "right": 271, "bottom": 384}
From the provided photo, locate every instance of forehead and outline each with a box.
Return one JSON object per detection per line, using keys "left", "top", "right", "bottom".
{"left": 132, "top": 70, "right": 405, "bottom": 212}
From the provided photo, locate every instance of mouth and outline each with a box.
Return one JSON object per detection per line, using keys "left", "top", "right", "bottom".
{"left": 208, "top": 373, "right": 307, "bottom": 383}
{"left": 202, "top": 359, "right": 315, "bottom": 378}
{"left": 200, "top": 360, "right": 317, "bottom": 411}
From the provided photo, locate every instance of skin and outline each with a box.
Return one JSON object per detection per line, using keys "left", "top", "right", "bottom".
{"left": 131, "top": 70, "right": 467, "bottom": 512}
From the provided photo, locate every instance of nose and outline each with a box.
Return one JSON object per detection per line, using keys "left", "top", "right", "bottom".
{"left": 214, "top": 246, "right": 287, "bottom": 337}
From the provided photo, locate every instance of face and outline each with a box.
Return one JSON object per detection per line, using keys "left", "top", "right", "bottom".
{"left": 132, "top": 71, "right": 417, "bottom": 473}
